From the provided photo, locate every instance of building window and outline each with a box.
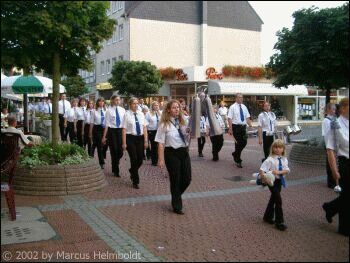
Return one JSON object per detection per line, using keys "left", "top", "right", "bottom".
{"left": 107, "top": 2, "right": 111, "bottom": 16}
{"left": 106, "top": 59, "right": 111, "bottom": 74}
{"left": 118, "top": 1, "right": 124, "bottom": 10}
{"left": 100, "top": 61, "right": 105, "bottom": 75}
{"left": 112, "top": 26, "right": 117, "bottom": 43}
{"left": 112, "top": 1, "right": 117, "bottom": 13}
{"left": 118, "top": 55, "right": 123, "bottom": 61}
{"left": 118, "top": 24, "right": 124, "bottom": 41}
{"left": 112, "top": 57, "right": 117, "bottom": 66}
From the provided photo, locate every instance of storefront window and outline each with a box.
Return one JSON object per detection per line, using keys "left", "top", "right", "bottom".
{"left": 297, "top": 97, "right": 317, "bottom": 121}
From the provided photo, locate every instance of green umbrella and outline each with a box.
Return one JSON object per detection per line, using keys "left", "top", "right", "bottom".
{"left": 12, "top": 76, "right": 44, "bottom": 94}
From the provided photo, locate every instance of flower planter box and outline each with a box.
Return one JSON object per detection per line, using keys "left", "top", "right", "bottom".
{"left": 13, "top": 158, "right": 107, "bottom": 196}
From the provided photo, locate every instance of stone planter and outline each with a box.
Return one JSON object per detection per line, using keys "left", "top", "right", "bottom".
{"left": 289, "top": 143, "right": 326, "bottom": 166}
{"left": 13, "top": 158, "right": 107, "bottom": 196}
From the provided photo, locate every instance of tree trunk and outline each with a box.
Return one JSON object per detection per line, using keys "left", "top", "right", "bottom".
{"left": 23, "top": 68, "right": 30, "bottom": 133}
{"left": 52, "top": 52, "right": 61, "bottom": 146}
{"left": 326, "top": 87, "right": 331, "bottom": 105}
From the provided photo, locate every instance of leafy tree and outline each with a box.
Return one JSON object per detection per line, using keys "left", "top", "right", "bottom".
{"left": 109, "top": 61, "right": 164, "bottom": 98}
{"left": 267, "top": 3, "right": 349, "bottom": 104}
{"left": 1, "top": 1, "right": 115, "bottom": 145}
{"left": 61, "top": 75, "right": 88, "bottom": 99}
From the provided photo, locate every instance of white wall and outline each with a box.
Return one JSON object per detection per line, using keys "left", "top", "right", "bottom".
{"left": 207, "top": 26, "right": 261, "bottom": 68}
{"left": 130, "top": 18, "right": 202, "bottom": 68}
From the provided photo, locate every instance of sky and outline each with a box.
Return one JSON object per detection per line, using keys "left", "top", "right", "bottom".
{"left": 248, "top": 1, "right": 348, "bottom": 65}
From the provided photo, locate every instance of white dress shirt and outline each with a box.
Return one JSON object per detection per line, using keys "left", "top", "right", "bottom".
{"left": 105, "top": 105, "right": 126, "bottom": 128}
{"left": 155, "top": 117, "right": 189, "bottom": 149}
{"left": 227, "top": 103, "right": 251, "bottom": 125}
{"left": 325, "top": 115, "right": 349, "bottom": 159}
{"left": 200, "top": 116, "right": 207, "bottom": 134}
{"left": 260, "top": 155, "right": 290, "bottom": 179}
{"left": 206, "top": 113, "right": 225, "bottom": 133}
{"left": 218, "top": 106, "right": 228, "bottom": 116}
{"left": 64, "top": 107, "right": 78, "bottom": 122}
{"left": 321, "top": 116, "right": 333, "bottom": 137}
{"left": 76, "top": 107, "right": 85, "bottom": 121}
{"left": 146, "top": 111, "right": 162, "bottom": 131}
{"left": 258, "top": 111, "right": 277, "bottom": 135}
{"left": 84, "top": 109, "right": 94, "bottom": 124}
{"left": 43, "top": 103, "right": 52, "bottom": 114}
{"left": 91, "top": 108, "right": 107, "bottom": 126}
{"left": 59, "top": 100, "right": 71, "bottom": 115}
{"left": 121, "top": 110, "right": 148, "bottom": 135}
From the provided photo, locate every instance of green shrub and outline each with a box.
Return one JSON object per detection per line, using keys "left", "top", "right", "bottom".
{"left": 20, "top": 142, "right": 90, "bottom": 168}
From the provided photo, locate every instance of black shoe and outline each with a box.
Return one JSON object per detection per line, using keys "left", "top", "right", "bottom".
{"left": 235, "top": 162, "right": 243, "bottom": 168}
{"left": 263, "top": 218, "right": 275, "bottom": 225}
{"left": 275, "top": 223, "right": 287, "bottom": 231}
{"left": 114, "top": 173, "right": 120, "bottom": 177}
{"left": 100, "top": 165, "right": 104, "bottom": 169}
{"left": 151, "top": 163, "right": 158, "bottom": 166}
{"left": 173, "top": 209, "right": 184, "bottom": 215}
{"left": 322, "top": 203, "right": 332, "bottom": 223}
{"left": 199, "top": 153, "right": 204, "bottom": 157}
{"left": 133, "top": 184, "right": 139, "bottom": 189}
{"left": 212, "top": 158, "right": 219, "bottom": 162}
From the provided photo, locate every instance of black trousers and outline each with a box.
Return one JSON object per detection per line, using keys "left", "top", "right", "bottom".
{"left": 76, "top": 120, "right": 84, "bottom": 147}
{"left": 232, "top": 124, "right": 247, "bottom": 163}
{"left": 84, "top": 123, "right": 93, "bottom": 156}
{"left": 263, "top": 132, "right": 274, "bottom": 161}
{"left": 210, "top": 134, "right": 224, "bottom": 159}
{"left": 197, "top": 136, "right": 206, "bottom": 153}
{"left": 326, "top": 150, "right": 336, "bottom": 188}
{"left": 93, "top": 125, "right": 105, "bottom": 166}
{"left": 59, "top": 114, "right": 67, "bottom": 141}
{"left": 264, "top": 178, "right": 284, "bottom": 224}
{"left": 126, "top": 134, "right": 144, "bottom": 185}
{"left": 148, "top": 130, "right": 159, "bottom": 165}
{"left": 324, "top": 156, "right": 349, "bottom": 235}
{"left": 164, "top": 147, "right": 192, "bottom": 212}
{"left": 108, "top": 128, "right": 123, "bottom": 175}
{"left": 66, "top": 121, "right": 77, "bottom": 144}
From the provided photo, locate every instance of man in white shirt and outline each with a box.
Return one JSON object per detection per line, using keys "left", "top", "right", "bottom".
{"left": 258, "top": 101, "right": 277, "bottom": 162}
{"left": 227, "top": 93, "right": 252, "bottom": 168}
{"left": 323, "top": 98, "right": 349, "bottom": 236}
{"left": 137, "top": 98, "right": 149, "bottom": 112}
{"left": 322, "top": 103, "right": 336, "bottom": 188}
{"left": 218, "top": 101, "right": 228, "bottom": 132}
{"left": 58, "top": 93, "right": 71, "bottom": 141}
{"left": 43, "top": 98, "right": 53, "bottom": 114}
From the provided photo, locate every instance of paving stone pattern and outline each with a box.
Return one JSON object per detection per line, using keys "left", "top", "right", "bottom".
{"left": 1, "top": 135, "right": 349, "bottom": 262}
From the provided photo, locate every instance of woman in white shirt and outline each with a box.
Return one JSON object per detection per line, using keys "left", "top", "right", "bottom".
{"left": 84, "top": 100, "right": 95, "bottom": 156}
{"left": 76, "top": 98, "right": 87, "bottom": 147}
{"left": 146, "top": 101, "right": 162, "bottom": 166}
{"left": 64, "top": 99, "right": 78, "bottom": 144}
{"left": 122, "top": 98, "right": 148, "bottom": 189}
{"left": 102, "top": 95, "right": 125, "bottom": 177}
{"left": 89, "top": 98, "right": 107, "bottom": 169}
{"left": 156, "top": 99, "right": 191, "bottom": 215}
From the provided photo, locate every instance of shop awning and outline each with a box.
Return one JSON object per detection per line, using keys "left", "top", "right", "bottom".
{"left": 208, "top": 80, "right": 308, "bottom": 96}
{"left": 96, "top": 82, "right": 112, "bottom": 90}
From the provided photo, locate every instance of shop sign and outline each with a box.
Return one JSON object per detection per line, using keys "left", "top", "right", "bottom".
{"left": 206, "top": 67, "right": 223, "bottom": 80}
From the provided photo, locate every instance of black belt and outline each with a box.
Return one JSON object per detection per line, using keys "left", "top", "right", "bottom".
{"left": 126, "top": 134, "right": 144, "bottom": 137}
{"left": 165, "top": 146, "right": 188, "bottom": 152}
{"left": 338, "top": 156, "right": 349, "bottom": 161}
{"left": 233, "top": 124, "right": 246, "bottom": 127}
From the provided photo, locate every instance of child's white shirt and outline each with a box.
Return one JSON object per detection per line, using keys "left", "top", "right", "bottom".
{"left": 260, "top": 155, "right": 290, "bottom": 179}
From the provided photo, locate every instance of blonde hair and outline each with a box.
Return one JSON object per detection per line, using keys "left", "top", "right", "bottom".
{"left": 160, "top": 99, "right": 186, "bottom": 127}
{"left": 270, "top": 139, "right": 286, "bottom": 157}
{"left": 339, "top": 97, "right": 349, "bottom": 109}
{"left": 150, "top": 101, "right": 160, "bottom": 115}
{"left": 128, "top": 97, "right": 138, "bottom": 106}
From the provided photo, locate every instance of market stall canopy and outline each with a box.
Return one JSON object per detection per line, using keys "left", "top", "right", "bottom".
{"left": 1, "top": 75, "right": 65, "bottom": 96}
{"left": 2, "top": 94, "right": 23, "bottom": 101}
{"left": 208, "top": 80, "right": 308, "bottom": 96}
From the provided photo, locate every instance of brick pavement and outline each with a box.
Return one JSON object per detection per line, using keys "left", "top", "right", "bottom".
{"left": 1, "top": 135, "right": 349, "bottom": 262}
